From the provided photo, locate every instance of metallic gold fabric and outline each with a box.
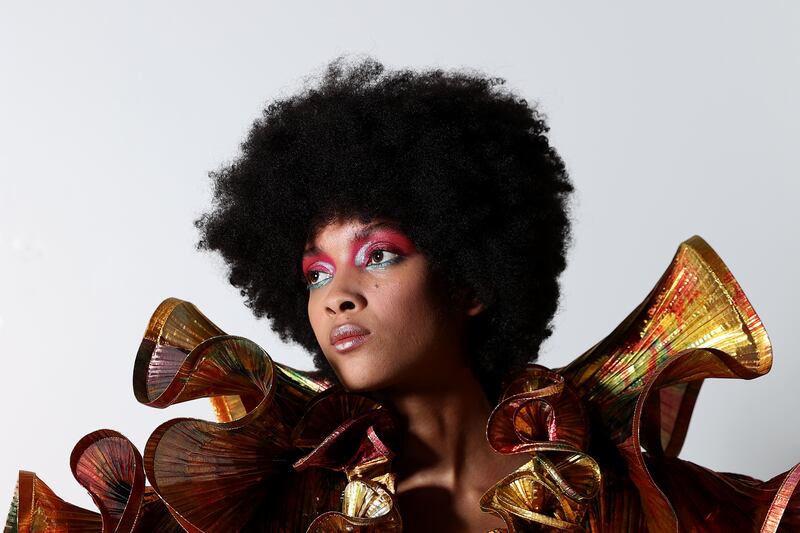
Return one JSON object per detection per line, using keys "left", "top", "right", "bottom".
{"left": 562, "top": 236, "right": 771, "bottom": 444}
{"left": 5, "top": 236, "right": 800, "bottom": 532}
{"left": 481, "top": 367, "right": 601, "bottom": 531}
{"left": 558, "top": 236, "right": 796, "bottom": 532}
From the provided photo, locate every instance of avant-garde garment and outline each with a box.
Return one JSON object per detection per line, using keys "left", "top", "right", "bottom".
{"left": 5, "top": 236, "right": 800, "bottom": 532}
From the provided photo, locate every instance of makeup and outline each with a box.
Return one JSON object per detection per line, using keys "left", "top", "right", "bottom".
{"left": 352, "top": 228, "right": 417, "bottom": 268}
{"left": 302, "top": 223, "right": 418, "bottom": 290}
{"left": 302, "top": 252, "right": 335, "bottom": 289}
{"left": 330, "top": 323, "right": 371, "bottom": 354}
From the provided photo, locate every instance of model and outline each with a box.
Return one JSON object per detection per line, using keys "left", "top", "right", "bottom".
{"left": 6, "top": 57, "right": 798, "bottom": 532}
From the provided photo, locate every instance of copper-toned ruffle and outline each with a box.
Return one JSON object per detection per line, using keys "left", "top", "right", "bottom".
{"left": 5, "top": 430, "right": 179, "bottom": 533}
{"left": 7, "top": 471, "right": 102, "bottom": 532}
{"left": 294, "top": 390, "right": 402, "bottom": 531}
{"left": 133, "top": 298, "right": 341, "bottom": 531}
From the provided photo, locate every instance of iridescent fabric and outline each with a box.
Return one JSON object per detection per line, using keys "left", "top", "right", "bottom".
{"left": 5, "top": 236, "right": 800, "bottom": 532}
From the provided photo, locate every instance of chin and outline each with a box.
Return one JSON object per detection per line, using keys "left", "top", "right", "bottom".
{"left": 334, "top": 372, "right": 386, "bottom": 393}
{"left": 328, "top": 360, "right": 392, "bottom": 393}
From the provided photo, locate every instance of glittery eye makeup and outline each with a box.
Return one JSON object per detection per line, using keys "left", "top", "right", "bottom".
{"left": 363, "top": 248, "right": 402, "bottom": 270}
{"left": 302, "top": 253, "right": 335, "bottom": 290}
{"left": 354, "top": 230, "right": 417, "bottom": 270}
{"left": 302, "top": 225, "right": 417, "bottom": 290}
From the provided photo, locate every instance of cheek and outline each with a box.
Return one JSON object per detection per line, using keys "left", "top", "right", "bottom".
{"left": 374, "top": 275, "right": 442, "bottom": 332}
{"left": 307, "top": 296, "right": 326, "bottom": 343}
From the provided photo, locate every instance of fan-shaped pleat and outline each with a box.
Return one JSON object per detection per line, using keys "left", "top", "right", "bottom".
{"left": 561, "top": 236, "right": 771, "bottom": 446}
{"left": 141, "top": 336, "right": 298, "bottom": 531}
{"left": 132, "top": 298, "right": 338, "bottom": 531}
{"left": 134, "top": 488, "right": 185, "bottom": 533}
{"left": 292, "top": 390, "right": 397, "bottom": 481}
{"left": 9, "top": 470, "right": 102, "bottom": 532}
{"left": 305, "top": 510, "right": 402, "bottom": 533}
{"left": 480, "top": 458, "right": 601, "bottom": 532}
{"left": 70, "top": 430, "right": 145, "bottom": 532}
{"left": 306, "top": 478, "right": 402, "bottom": 533}
{"left": 290, "top": 391, "right": 400, "bottom": 530}
{"left": 134, "top": 298, "right": 331, "bottom": 424}
{"left": 134, "top": 298, "right": 226, "bottom": 405}
{"left": 292, "top": 392, "right": 389, "bottom": 448}
{"left": 487, "top": 367, "right": 589, "bottom": 454}
{"left": 482, "top": 366, "right": 600, "bottom": 531}
{"left": 7, "top": 434, "right": 185, "bottom": 533}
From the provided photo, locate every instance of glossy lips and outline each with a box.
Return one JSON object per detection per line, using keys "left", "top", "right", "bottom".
{"left": 330, "top": 323, "right": 371, "bottom": 353}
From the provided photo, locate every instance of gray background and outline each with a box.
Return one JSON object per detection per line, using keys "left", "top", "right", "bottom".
{"left": 1, "top": 1, "right": 798, "bottom": 511}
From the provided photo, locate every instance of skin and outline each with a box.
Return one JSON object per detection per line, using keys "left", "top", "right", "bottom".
{"left": 304, "top": 218, "right": 528, "bottom": 531}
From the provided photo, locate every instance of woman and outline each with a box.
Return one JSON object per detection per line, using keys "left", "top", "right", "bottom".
{"left": 193, "top": 57, "right": 573, "bottom": 529}
{"left": 7, "top": 58, "right": 799, "bottom": 532}
{"left": 196, "top": 57, "right": 573, "bottom": 406}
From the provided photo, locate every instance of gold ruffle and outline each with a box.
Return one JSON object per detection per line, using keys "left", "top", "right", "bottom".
{"left": 481, "top": 367, "right": 601, "bottom": 531}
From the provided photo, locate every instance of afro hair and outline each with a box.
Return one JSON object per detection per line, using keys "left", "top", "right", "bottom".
{"left": 196, "top": 57, "right": 573, "bottom": 401}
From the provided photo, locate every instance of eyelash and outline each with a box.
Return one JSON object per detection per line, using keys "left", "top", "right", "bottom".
{"left": 365, "top": 248, "right": 402, "bottom": 269}
{"left": 305, "top": 247, "right": 403, "bottom": 290}
{"left": 305, "top": 269, "right": 333, "bottom": 290}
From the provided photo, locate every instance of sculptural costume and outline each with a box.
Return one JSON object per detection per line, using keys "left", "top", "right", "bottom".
{"left": 5, "top": 235, "right": 800, "bottom": 532}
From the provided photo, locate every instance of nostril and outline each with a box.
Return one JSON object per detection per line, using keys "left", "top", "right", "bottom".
{"left": 339, "top": 300, "right": 356, "bottom": 311}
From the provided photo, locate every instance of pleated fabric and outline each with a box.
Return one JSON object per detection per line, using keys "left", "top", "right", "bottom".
{"left": 5, "top": 236, "right": 800, "bottom": 532}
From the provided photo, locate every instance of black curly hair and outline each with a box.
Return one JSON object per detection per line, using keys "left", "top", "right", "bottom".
{"left": 196, "top": 57, "right": 573, "bottom": 401}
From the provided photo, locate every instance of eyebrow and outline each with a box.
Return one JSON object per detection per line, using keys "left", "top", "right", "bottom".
{"left": 302, "top": 221, "right": 402, "bottom": 257}
{"left": 353, "top": 221, "right": 402, "bottom": 243}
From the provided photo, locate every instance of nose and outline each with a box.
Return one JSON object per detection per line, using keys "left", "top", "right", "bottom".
{"left": 323, "top": 268, "right": 367, "bottom": 316}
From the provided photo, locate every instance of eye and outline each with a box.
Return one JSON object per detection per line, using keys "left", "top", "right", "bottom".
{"left": 365, "top": 248, "right": 401, "bottom": 269}
{"left": 306, "top": 270, "right": 333, "bottom": 289}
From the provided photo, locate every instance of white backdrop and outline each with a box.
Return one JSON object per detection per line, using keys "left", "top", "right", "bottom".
{"left": 1, "top": 1, "right": 798, "bottom": 512}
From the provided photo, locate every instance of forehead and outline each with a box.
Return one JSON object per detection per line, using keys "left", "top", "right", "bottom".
{"left": 304, "top": 219, "right": 403, "bottom": 251}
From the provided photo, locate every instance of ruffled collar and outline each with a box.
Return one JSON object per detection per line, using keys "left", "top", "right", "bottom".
{"left": 9, "top": 236, "right": 800, "bottom": 532}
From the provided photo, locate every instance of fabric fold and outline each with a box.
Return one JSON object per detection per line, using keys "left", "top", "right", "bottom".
{"left": 561, "top": 236, "right": 771, "bottom": 446}
{"left": 293, "top": 390, "right": 402, "bottom": 531}
{"left": 5, "top": 430, "right": 180, "bottom": 533}
{"left": 617, "top": 348, "right": 800, "bottom": 532}
{"left": 559, "top": 236, "right": 797, "bottom": 532}
{"left": 481, "top": 366, "right": 601, "bottom": 531}
{"left": 133, "top": 298, "right": 340, "bottom": 531}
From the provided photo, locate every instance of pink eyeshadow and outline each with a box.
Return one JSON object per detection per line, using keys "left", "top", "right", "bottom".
{"left": 302, "top": 253, "right": 335, "bottom": 275}
{"left": 351, "top": 230, "right": 417, "bottom": 260}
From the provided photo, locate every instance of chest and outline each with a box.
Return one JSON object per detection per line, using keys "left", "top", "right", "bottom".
{"left": 396, "top": 486, "right": 506, "bottom": 532}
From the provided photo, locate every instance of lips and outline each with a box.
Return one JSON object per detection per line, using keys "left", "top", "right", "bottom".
{"left": 330, "top": 323, "right": 371, "bottom": 353}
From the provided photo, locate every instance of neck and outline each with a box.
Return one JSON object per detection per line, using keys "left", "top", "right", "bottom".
{"left": 374, "top": 364, "right": 495, "bottom": 490}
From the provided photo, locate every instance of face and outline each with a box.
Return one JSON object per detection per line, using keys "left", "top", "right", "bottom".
{"left": 303, "top": 218, "right": 477, "bottom": 393}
